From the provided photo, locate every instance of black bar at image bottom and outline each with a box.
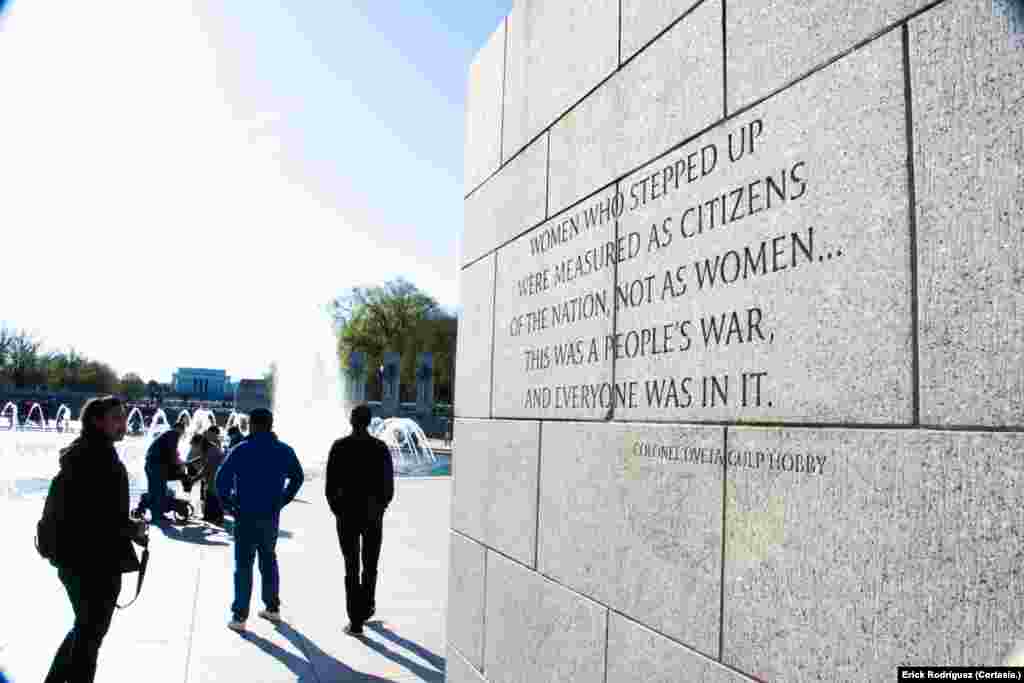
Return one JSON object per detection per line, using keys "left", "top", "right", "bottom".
{"left": 897, "top": 668, "right": 1023, "bottom": 680}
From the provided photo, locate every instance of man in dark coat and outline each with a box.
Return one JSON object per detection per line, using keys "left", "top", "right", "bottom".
{"left": 45, "top": 395, "right": 148, "bottom": 683}
{"left": 144, "top": 418, "right": 185, "bottom": 522}
{"left": 326, "top": 404, "right": 394, "bottom": 635}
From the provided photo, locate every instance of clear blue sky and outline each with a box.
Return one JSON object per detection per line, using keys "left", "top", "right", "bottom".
{"left": 0, "top": 0, "right": 510, "bottom": 383}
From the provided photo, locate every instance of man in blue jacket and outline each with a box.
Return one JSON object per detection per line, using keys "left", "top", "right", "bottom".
{"left": 215, "top": 408, "right": 304, "bottom": 631}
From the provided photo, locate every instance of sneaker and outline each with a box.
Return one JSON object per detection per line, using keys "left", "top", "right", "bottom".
{"left": 228, "top": 618, "right": 247, "bottom": 632}
{"left": 344, "top": 623, "right": 364, "bottom": 636}
{"left": 258, "top": 609, "right": 282, "bottom": 624}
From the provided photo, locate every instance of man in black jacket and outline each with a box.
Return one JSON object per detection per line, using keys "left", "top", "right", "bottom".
{"left": 45, "top": 395, "right": 148, "bottom": 683}
{"left": 144, "top": 418, "right": 185, "bottom": 522}
{"left": 325, "top": 404, "right": 394, "bottom": 635}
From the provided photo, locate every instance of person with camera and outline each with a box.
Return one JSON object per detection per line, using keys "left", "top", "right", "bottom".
{"left": 44, "top": 395, "right": 148, "bottom": 683}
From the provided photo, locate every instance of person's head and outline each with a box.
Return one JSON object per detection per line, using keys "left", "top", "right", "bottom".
{"left": 173, "top": 418, "right": 187, "bottom": 434}
{"left": 249, "top": 408, "right": 273, "bottom": 434}
{"left": 227, "top": 425, "right": 241, "bottom": 440}
{"left": 80, "top": 395, "right": 126, "bottom": 443}
{"left": 190, "top": 433, "right": 204, "bottom": 447}
{"left": 350, "top": 404, "right": 372, "bottom": 433}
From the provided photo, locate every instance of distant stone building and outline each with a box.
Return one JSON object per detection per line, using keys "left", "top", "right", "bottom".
{"left": 172, "top": 368, "right": 231, "bottom": 400}
{"left": 234, "top": 379, "right": 270, "bottom": 412}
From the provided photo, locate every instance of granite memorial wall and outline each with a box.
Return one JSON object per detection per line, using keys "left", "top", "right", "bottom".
{"left": 451, "top": 0, "right": 1023, "bottom": 680}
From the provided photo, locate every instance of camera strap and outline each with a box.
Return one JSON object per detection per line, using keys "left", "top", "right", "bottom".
{"left": 116, "top": 547, "right": 149, "bottom": 609}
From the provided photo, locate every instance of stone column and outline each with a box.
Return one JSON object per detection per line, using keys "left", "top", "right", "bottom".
{"left": 381, "top": 351, "right": 400, "bottom": 416}
{"left": 346, "top": 351, "right": 367, "bottom": 403}
{"left": 415, "top": 352, "right": 434, "bottom": 417}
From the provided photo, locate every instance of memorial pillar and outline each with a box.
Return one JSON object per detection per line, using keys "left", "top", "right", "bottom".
{"left": 346, "top": 351, "right": 367, "bottom": 403}
{"left": 415, "top": 352, "right": 434, "bottom": 417}
{"left": 381, "top": 351, "right": 400, "bottom": 416}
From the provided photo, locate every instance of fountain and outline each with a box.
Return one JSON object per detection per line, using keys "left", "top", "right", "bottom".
{"left": 225, "top": 410, "right": 248, "bottom": 435}
{"left": 271, "top": 303, "right": 349, "bottom": 480}
{"left": 189, "top": 408, "right": 217, "bottom": 433}
{"left": 125, "top": 406, "right": 147, "bottom": 436}
{"left": 272, "top": 303, "right": 445, "bottom": 477}
{"left": 183, "top": 408, "right": 218, "bottom": 452}
{"left": 23, "top": 402, "right": 47, "bottom": 430}
{"left": 369, "top": 417, "right": 438, "bottom": 471}
{"left": 148, "top": 408, "right": 170, "bottom": 437}
{"left": 54, "top": 404, "right": 73, "bottom": 433}
{"left": 1, "top": 402, "right": 16, "bottom": 430}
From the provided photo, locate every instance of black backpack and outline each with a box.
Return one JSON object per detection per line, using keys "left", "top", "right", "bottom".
{"left": 35, "top": 469, "right": 66, "bottom": 564}
{"left": 35, "top": 468, "right": 150, "bottom": 608}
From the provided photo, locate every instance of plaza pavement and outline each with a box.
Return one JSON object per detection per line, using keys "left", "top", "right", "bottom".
{"left": 1, "top": 477, "right": 450, "bottom": 682}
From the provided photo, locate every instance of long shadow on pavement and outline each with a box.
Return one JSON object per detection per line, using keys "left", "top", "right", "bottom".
{"left": 217, "top": 519, "right": 294, "bottom": 540}
{"left": 240, "top": 631, "right": 319, "bottom": 683}
{"left": 355, "top": 622, "right": 445, "bottom": 682}
{"left": 154, "top": 522, "right": 230, "bottom": 546}
{"left": 366, "top": 621, "right": 445, "bottom": 673}
{"left": 255, "top": 623, "right": 395, "bottom": 682}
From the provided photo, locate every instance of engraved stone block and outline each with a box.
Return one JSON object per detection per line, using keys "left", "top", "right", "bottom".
{"left": 485, "top": 552, "right": 607, "bottom": 683}
{"left": 620, "top": 0, "right": 704, "bottom": 62}
{"left": 613, "top": 31, "right": 912, "bottom": 423}
{"left": 463, "top": 134, "right": 548, "bottom": 267}
{"left": 492, "top": 186, "right": 619, "bottom": 419}
{"left": 447, "top": 532, "right": 486, "bottom": 669}
{"left": 607, "top": 613, "right": 751, "bottom": 683}
{"left": 502, "top": 0, "right": 619, "bottom": 161}
{"left": 539, "top": 422, "right": 723, "bottom": 652}
{"left": 465, "top": 20, "right": 506, "bottom": 193}
{"left": 548, "top": 0, "right": 722, "bottom": 217}
{"left": 723, "top": 428, "right": 1024, "bottom": 681}
{"left": 726, "top": 0, "right": 931, "bottom": 112}
{"left": 451, "top": 419, "right": 539, "bottom": 565}
{"left": 455, "top": 256, "right": 495, "bottom": 419}
{"left": 447, "top": 645, "right": 487, "bottom": 683}
{"left": 911, "top": 0, "right": 1024, "bottom": 426}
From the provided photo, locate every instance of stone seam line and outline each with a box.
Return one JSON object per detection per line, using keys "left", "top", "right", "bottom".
{"left": 718, "top": 424, "right": 728, "bottom": 662}
{"left": 466, "top": 418, "right": 1024, "bottom": 434}
{"left": 488, "top": 252, "right": 498, "bottom": 420}
{"left": 901, "top": 22, "right": 923, "bottom": 427}
{"left": 533, "top": 420, "right": 543, "bottom": 569}
{"left": 499, "top": 16, "right": 508, "bottom": 166}
{"left": 182, "top": 547, "right": 203, "bottom": 683}
{"left": 721, "top": 0, "right": 728, "bottom": 119}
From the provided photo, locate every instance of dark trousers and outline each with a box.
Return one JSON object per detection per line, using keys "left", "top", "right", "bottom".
{"left": 144, "top": 462, "right": 166, "bottom": 519}
{"left": 200, "top": 479, "right": 224, "bottom": 522}
{"left": 336, "top": 514, "right": 383, "bottom": 626}
{"left": 231, "top": 519, "right": 280, "bottom": 620}
{"left": 46, "top": 569, "right": 122, "bottom": 683}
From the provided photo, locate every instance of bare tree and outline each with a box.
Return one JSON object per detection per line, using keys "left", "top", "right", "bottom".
{"left": 7, "top": 329, "right": 45, "bottom": 388}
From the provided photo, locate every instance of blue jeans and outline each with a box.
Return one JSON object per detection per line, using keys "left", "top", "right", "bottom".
{"left": 231, "top": 519, "right": 280, "bottom": 619}
{"left": 144, "top": 462, "right": 166, "bottom": 519}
